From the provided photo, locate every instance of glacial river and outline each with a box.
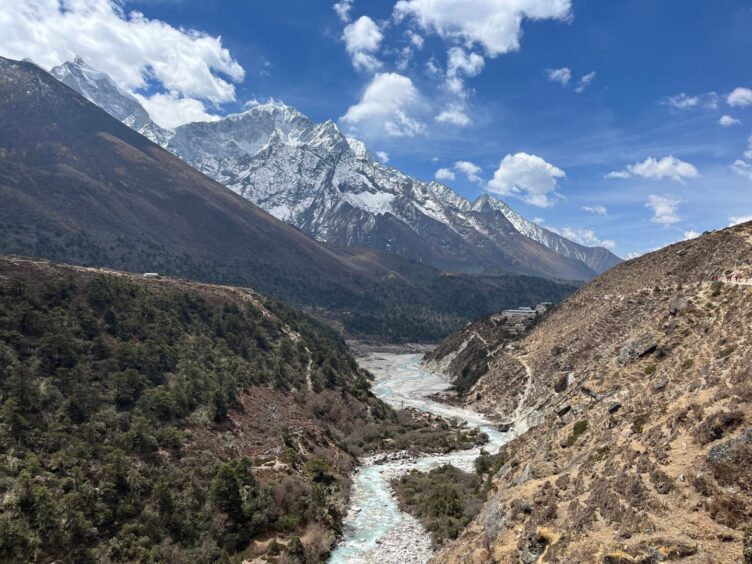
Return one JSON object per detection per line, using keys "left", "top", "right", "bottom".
{"left": 329, "top": 353, "right": 512, "bottom": 564}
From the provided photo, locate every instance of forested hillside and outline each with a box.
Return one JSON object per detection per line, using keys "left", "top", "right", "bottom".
{"left": 0, "top": 257, "right": 389, "bottom": 562}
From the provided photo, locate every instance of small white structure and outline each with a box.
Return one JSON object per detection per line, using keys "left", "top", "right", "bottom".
{"left": 143, "top": 272, "right": 161, "bottom": 279}
{"left": 503, "top": 306, "right": 537, "bottom": 320}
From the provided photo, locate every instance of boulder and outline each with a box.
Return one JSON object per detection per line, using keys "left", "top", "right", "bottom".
{"left": 607, "top": 402, "right": 622, "bottom": 414}
{"left": 707, "top": 428, "right": 752, "bottom": 464}
{"left": 618, "top": 334, "right": 658, "bottom": 364}
{"left": 653, "top": 378, "right": 668, "bottom": 391}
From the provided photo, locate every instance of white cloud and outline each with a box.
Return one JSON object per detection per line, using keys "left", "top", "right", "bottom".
{"left": 604, "top": 170, "right": 631, "bottom": 180}
{"left": 533, "top": 217, "right": 545, "bottom": 224}
{"left": 435, "top": 167, "right": 455, "bottom": 181}
{"left": 664, "top": 93, "right": 700, "bottom": 109}
{"left": 431, "top": 156, "right": 440, "bottom": 163}
{"left": 134, "top": 92, "right": 220, "bottom": 129}
{"left": 436, "top": 104, "right": 472, "bottom": 126}
{"left": 454, "top": 160, "right": 483, "bottom": 183}
{"left": 375, "top": 150, "right": 390, "bottom": 163}
{"left": 343, "top": 16, "right": 384, "bottom": 72}
{"left": 406, "top": 30, "right": 424, "bottom": 48}
{"left": 728, "top": 87, "right": 752, "bottom": 108}
{"left": 393, "top": 0, "right": 572, "bottom": 57}
{"left": 445, "top": 47, "right": 484, "bottom": 96}
{"left": 662, "top": 92, "right": 719, "bottom": 110}
{"left": 487, "top": 152, "right": 565, "bottom": 208}
{"left": 0, "top": 0, "right": 244, "bottom": 128}
{"left": 646, "top": 194, "right": 681, "bottom": 225}
{"left": 719, "top": 115, "right": 741, "bottom": 127}
{"left": 575, "top": 71, "right": 596, "bottom": 93}
{"left": 746, "top": 135, "right": 752, "bottom": 161}
{"left": 548, "top": 226, "right": 615, "bottom": 249}
{"left": 341, "top": 72, "right": 425, "bottom": 137}
{"left": 333, "top": 0, "right": 354, "bottom": 22}
{"left": 606, "top": 156, "right": 699, "bottom": 183}
{"left": 729, "top": 215, "right": 752, "bottom": 227}
{"left": 683, "top": 229, "right": 700, "bottom": 240}
{"left": 582, "top": 205, "right": 607, "bottom": 215}
{"left": 546, "top": 67, "right": 571, "bottom": 86}
{"left": 732, "top": 160, "right": 752, "bottom": 181}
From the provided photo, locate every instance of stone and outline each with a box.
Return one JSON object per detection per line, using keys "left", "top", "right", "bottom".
{"left": 708, "top": 428, "right": 752, "bottom": 464}
{"left": 669, "top": 297, "right": 689, "bottom": 315}
{"left": 557, "top": 404, "right": 571, "bottom": 417}
{"left": 653, "top": 378, "right": 668, "bottom": 391}
{"left": 608, "top": 402, "right": 622, "bottom": 414}
{"left": 618, "top": 334, "right": 658, "bottom": 365}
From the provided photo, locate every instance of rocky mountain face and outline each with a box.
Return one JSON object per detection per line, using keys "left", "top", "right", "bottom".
{"left": 0, "top": 57, "right": 579, "bottom": 342}
{"left": 429, "top": 223, "right": 752, "bottom": 562}
{"left": 49, "top": 58, "right": 621, "bottom": 281}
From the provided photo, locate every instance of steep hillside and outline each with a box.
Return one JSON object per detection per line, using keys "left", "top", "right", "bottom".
{"left": 0, "top": 256, "right": 390, "bottom": 562}
{"left": 49, "top": 58, "right": 621, "bottom": 281}
{"left": 0, "top": 57, "right": 578, "bottom": 342}
{"left": 432, "top": 224, "right": 752, "bottom": 562}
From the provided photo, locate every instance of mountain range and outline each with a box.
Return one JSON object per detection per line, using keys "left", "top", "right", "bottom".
{"left": 50, "top": 57, "right": 621, "bottom": 281}
{"left": 0, "top": 56, "right": 578, "bottom": 342}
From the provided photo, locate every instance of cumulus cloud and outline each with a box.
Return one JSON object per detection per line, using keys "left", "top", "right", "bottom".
{"left": 719, "top": 115, "right": 741, "bottom": 127}
{"left": 575, "top": 71, "right": 596, "bottom": 93}
{"left": 487, "top": 152, "right": 565, "bottom": 208}
{"left": 0, "top": 0, "right": 244, "bottom": 128}
{"left": 333, "top": 0, "right": 354, "bottom": 22}
{"left": 606, "top": 156, "right": 699, "bottom": 183}
{"left": 728, "top": 87, "right": 752, "bottom": 108}
{"left": 732, "top": 160, "right": 752, "bottom": 181}
{"left": 548, "top": 226, "right": 615, "bottom": 249}
{"left": 646, "top": 194, "right": 681, "bottom": 225}
{"left": 341, "top": 72, "right": 425, "bottom": 137}
{"left": 393, "top": 0, "right": 572, "bottom": 57}
{"left": 406, "top": 30, "right": 424, "bottom": 48}
{"left": 343, "top": 16, "right": 384, "bottom": 72}
{"left": 729, "top": 215, "right": 752, "bottom": 227}
{"left": 375, "top": 150, "right": 390, "bottom": 163}
{"left": 445, "top": 47, "right": 484, "bottom": 96}
{"left": 582, "top": 205, "right": 607, "bottom": 215}
{"left": 436, "top": 104, "right": 472, "bottom": 126}
{"left": 547, "top": 67, "right": 571, "bottom": 86}
{"left": 683, "top": 230, "right": 700, "bottom": 240}
{"left": 134, "top": 92, "right": 221, "bottom": 129}
{"left": 454, "top": 160, "right": 483, "bottom": 183}
{"left": 435, "top": 167, "right": 456, "bottom": 181}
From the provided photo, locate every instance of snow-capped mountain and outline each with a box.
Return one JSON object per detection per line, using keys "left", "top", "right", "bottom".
{"left": 50, "top": 58, "right": 621, "bottom": 280}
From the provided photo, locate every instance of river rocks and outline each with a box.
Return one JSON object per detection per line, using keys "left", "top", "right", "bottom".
{"left": 707, "top": 428, "right": 752, "bottom": 464}
{"left": 618, "top": 334, "right": 658, "bottom": 365}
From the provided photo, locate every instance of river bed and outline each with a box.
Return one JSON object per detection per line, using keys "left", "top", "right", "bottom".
{"left": 328, "top": 353, "right": 513, "bottom": 564}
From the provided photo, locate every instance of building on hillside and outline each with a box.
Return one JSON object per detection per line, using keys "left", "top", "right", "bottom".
{"left": 503, "top": 306, "right": 537, "bottom": 320}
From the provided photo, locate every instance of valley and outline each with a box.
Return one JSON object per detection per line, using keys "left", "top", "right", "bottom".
{"left": 1, "top": 11, "right": 750, "bottom": 560}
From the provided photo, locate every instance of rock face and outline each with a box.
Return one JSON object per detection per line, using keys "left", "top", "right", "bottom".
{"left": 432, "top": 223, "right": 752, "bottom": 563}
{"left": 48, "top": 59, "right": 622, "bottom": 281}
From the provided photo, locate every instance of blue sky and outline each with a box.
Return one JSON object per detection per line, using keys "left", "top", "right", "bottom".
{"left": 3, "top": 0, "right": 752, "bottom": 258}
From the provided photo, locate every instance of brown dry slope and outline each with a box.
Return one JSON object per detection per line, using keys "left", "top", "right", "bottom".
{"left": 434, "top": 223, "right": 752, "bottom": 563}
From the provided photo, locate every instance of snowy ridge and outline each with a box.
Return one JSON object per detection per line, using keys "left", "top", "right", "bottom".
{"left": 48, "top": 59, "right": 621, "bottom": 280}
